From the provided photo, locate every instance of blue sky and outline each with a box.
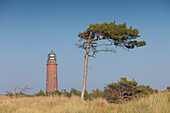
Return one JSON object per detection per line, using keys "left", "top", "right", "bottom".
{"left": 0, "top": 0, "right": 170, "bottom": 94}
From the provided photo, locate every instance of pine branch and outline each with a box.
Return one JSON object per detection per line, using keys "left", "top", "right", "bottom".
{"left": 89, "top": 48, "right": 116, "bottom": 53}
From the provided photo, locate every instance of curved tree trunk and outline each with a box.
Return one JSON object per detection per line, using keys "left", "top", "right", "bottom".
{"left": 81, "top": 32, "right": 92, "bottom": 100}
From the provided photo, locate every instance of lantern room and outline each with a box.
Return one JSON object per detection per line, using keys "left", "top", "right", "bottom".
{"left": 47, "top": 50, "right": 57, "bottom": 64}
{"left": 48, "top": 50, "right": 56, "bottom": 59}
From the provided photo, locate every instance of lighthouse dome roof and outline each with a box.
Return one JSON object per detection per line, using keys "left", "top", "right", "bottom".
{"left": 49, "top": 50, "right": 56, "bottom": 55}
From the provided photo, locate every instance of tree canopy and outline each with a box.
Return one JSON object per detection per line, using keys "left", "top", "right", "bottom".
{"left": 78, "top": 21, "right": 146, "bottom": 51}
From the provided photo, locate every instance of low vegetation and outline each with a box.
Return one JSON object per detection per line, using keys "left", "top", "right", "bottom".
{"left": 5, "top": 77, "right": 159, "bottom": 103}
{"left": 1, "top": 77, "right": 169, "bottom": 113}
{"left": 0, "top": 91, "right": 169, "bottom": 113}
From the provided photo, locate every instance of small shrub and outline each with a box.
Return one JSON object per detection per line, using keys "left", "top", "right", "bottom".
{"left": 84, "top": 90, "right": 92, "bottom": 100}
{"left": 34, "top": 90, "right": 45, "bottom": 96}
{"left": 167, "top": 86, "right": 170, "bottom": 91}
{"left": 102, "top": 77, "right": 158, "bottom": 103}
{"left": 61, "top": 89, "right": 71, "bottom": 97}
{"left": 5, "top": 91, "right": 14, "bottom": 97}
{"left": 90, "top": 88, "right": 103, "bottom": 99}
{"left": 70, "top": 88, "right": 81, "bottom": 97}
{"left": 46, "top": 90, "right": 62, "bottom": 96}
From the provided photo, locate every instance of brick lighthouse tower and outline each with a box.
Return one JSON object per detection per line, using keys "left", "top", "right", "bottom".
{"left": 46, "top": 50, "right": 58, "bottom": 92}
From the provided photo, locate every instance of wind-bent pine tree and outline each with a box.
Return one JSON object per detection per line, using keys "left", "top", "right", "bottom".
{"left": 76, "top": 21, "right": 146, "bottom": 100}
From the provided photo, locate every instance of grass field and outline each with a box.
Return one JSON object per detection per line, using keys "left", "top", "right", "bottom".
{"left": 0, "top": 91, "right": 169, "bottom": 113}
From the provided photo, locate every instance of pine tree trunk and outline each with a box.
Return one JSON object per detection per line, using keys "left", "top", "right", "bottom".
{"left": 81, "top": 32, "right": 92, "bottom": 100}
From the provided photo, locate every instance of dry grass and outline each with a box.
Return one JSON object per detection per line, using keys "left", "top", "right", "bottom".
{"left": 0, "top": 92, "right": 169, "bottom": 113}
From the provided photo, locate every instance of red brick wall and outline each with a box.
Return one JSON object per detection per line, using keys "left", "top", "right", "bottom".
{"left": 46, "top": 61, "right": 58, "bottom": 92}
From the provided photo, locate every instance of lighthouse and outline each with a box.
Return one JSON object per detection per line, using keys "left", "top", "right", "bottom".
{"left": 46, "top": 50, "right": 58, "bottom": 92}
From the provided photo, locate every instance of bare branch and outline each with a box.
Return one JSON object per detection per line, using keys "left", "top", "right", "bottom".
{"left": 19, "top": 85, "right": 32, "bottom": 93}
{"left": 89, "top": 48, "right": 116, "bottom": 53}
{"left": 91, "top": 43, "right": 115, "bottom": 47}
{"left": 9, "top": 84, "right": 32, "bottom": 98}
{"left": 74, "top": 43, "right": 87, "bottom": 49}
{"left": 11, "top": 84, "right": 17, "bottom": 98}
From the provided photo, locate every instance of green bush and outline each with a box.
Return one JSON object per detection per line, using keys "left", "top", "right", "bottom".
{"left": 167, "top": 86, "right": 170, "bottom": 91}
{"left": 96, "top": 77, "right": 159, "bottom": 103}
{"left": 34, "top": 90, "right": 45, "bottom": 96}
{"left": 61, "top": 89, "right": 71, "bottom": 97}
{"left": 70, "top": 88, "right": 81, "bottom": 96}
{"left": 84, "top": 90, "right": 92, "bottom": 100}
{"left": 19, "top": 92, "right": 32, "bottom": 97}
{"left": 90, "top": 88, "right": 103, "bottom": 99}
{"left": 45, "top": 90, "right": 62, "bottom": 96}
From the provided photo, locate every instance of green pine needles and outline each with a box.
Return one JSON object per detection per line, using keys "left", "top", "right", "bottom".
{"left": 78, "top": 21, "right": 146, "bottom": 49}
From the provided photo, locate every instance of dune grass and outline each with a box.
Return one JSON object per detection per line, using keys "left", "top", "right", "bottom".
{"left": 0, "top": 91, "right": 169, "bottom": 113}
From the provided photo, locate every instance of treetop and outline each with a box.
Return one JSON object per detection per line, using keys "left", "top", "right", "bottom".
{"left": 78, "top": 21, "right": 146, "bottom": 49}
